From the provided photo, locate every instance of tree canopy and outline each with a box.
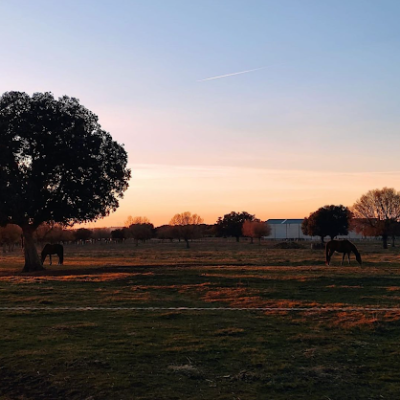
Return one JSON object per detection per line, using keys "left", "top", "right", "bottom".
{"left": 0, "top": 91, "right": 131, "bottom": 271}
{"left": 215, "top": 211, "right": 255, "bottom": 241}
{"left": 302, "top": 205, "right": 352, "bottom": 242}
{"left": 128, "top": 222, "right": 154, "bottom": 245}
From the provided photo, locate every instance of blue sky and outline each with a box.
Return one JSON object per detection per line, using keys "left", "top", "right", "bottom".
{"left": 2, "top": 0, "right": 400, "bottom": 225}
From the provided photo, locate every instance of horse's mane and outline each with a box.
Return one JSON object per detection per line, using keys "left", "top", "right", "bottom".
{"left": 348, "top": 241, "right": 360, "bottom": 256}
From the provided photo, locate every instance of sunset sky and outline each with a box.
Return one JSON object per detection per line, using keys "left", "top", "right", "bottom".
{"left": 2, "top": 0, "right": 400, "bottom": 227}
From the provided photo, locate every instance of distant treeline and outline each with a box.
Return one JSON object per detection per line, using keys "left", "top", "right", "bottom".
{"left": 3, "top": 187, "right": 400, "bottom": 252}
{"left": 0, "top": 211, "right": 271, "bottom": 250}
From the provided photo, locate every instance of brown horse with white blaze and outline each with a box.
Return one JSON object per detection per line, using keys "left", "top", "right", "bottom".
{"left": 325, "top": 239, "right": 362, "bottom": 266}
{"left": 41, "top": 243, "right": 64, "bottom": 265}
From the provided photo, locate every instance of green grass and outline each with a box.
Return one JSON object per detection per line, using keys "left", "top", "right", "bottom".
{"left": 1, "top": 239, "right": 400, "bottom": 399}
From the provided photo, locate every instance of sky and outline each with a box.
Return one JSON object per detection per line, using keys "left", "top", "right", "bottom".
{"left": 2, "top": 0, "right": 400, "bottom": 227}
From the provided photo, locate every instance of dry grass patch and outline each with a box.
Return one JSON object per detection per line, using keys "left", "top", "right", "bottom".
{"left": 51, "top": 322, "right": 99, "bottom": 331}
{"left": 0, "top": 271, "right": 154, "bottom": 282}
{"left": 168, "top": 364, "right": 202, "bottom": 377}
{"left": 214, "top": 327, "right": 245, "bottom": 336}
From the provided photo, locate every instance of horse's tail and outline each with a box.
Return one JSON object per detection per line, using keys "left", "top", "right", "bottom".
{"left": 350, "top": 242, "right": 362, "bottom": 265}
{"left": 325, "top": 241, "right": 330, "bottom": 265}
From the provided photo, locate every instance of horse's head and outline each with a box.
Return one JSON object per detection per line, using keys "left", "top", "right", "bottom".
{"left": 356, "top": 253, "right": 362, "bottom": 265}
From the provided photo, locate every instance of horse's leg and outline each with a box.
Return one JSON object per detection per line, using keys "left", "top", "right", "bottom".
{"left": 328, "top": 249, "right": 334, "bottom": 265}
{"left": 49, "top": 254, "right": 52, "bottom": 266}
{"left": 341, "top": 253, "right": 345, "bottom": 266}
{"left": 347, "top": 252, "right": 350, "bottom": 264}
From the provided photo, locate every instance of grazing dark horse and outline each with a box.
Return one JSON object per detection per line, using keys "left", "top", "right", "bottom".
{"left": 325, "top": 239, "right": 362, "bottom": 266}
{"left": 41, "top": 244, "right": 64, "bottom": 265}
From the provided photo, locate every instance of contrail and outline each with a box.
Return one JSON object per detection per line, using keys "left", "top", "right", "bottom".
{"left": 198, "top": 67, "right": 264, "bottom": 82}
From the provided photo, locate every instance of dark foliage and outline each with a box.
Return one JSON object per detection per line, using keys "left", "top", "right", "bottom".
{"left": 129, "top": 223, "right": 154, "bottom": 244}
{"left": 302, "top": 205, "right": 352, "bottom": 242}
{"left": 155, "top": 225, "right": 175, "bottom": 242}
{"left": 74, "top": 228, "right": 93, "bottom": 242}
{"left": 111, "top": 228, "right": 130, "bottom": 242}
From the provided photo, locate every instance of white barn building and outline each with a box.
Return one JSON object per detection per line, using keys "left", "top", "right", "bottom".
{"left": 266, "top": 219, "right": 364, "bottom": 240}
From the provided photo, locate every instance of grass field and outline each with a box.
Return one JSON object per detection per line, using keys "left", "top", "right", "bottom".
{"left": 1, "top": 239, "right": 400, "bottom": 399}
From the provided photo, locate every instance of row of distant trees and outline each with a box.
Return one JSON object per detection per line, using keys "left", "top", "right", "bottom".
{"left": 116, "top": 212, "right": 270, "bottom": 248}
{"left": 3, "top": 188, "right": 399, "bottom": 252}
{"left": 0, "top": 211, "right": 271, "bottom": 250}
{"left": 0, "top": 224, "right": 113, "bottom": 249}
{"left": 118, "top": 187, "right": 400, "bottom": 250}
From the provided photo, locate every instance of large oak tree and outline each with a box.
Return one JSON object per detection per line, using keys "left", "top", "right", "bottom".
{"left": 0, "top": 91, "right": 131, "bottom": 271}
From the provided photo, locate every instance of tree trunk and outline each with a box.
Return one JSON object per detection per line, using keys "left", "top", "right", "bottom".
{"left": 185, "top": 238, "right": 190, "bottom": 248}
{"left": 382, "top": 234, "right": 388, "bottom": 249}
{"left": 22, "top": 226, "right": 44, "bottom": 272}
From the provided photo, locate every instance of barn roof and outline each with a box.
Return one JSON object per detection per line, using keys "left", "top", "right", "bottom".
{"left": 266, "top": 219, "right": 304, "bottom": 225}
{"left": 266, "top": 219, "right": 286, "bottom": 224}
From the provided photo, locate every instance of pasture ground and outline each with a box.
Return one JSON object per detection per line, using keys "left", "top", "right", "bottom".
{"left": 1, "top": 239, "right": 400, "bottom": 399}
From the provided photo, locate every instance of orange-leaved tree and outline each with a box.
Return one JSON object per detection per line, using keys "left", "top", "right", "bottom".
{"left": 242, "top": 220, "right": 271, "bottom": 244}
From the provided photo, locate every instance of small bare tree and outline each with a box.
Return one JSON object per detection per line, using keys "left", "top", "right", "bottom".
{"left": 169, "top": 212, "right": 204, "bottom": 248}
{"left": 352, "top": 187, "right": 400, "bottom": 249}
{"left": 125, "top": 216, "right": 150, "bottom": 227}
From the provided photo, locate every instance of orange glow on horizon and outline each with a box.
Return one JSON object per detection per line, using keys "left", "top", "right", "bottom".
{"left": 79, "top": 164, "right": 400, "bottom": 229}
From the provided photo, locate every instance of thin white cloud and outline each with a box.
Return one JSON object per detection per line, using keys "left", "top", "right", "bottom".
{"left": 198, "top": 67, "right": 264, "bottom": 82}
